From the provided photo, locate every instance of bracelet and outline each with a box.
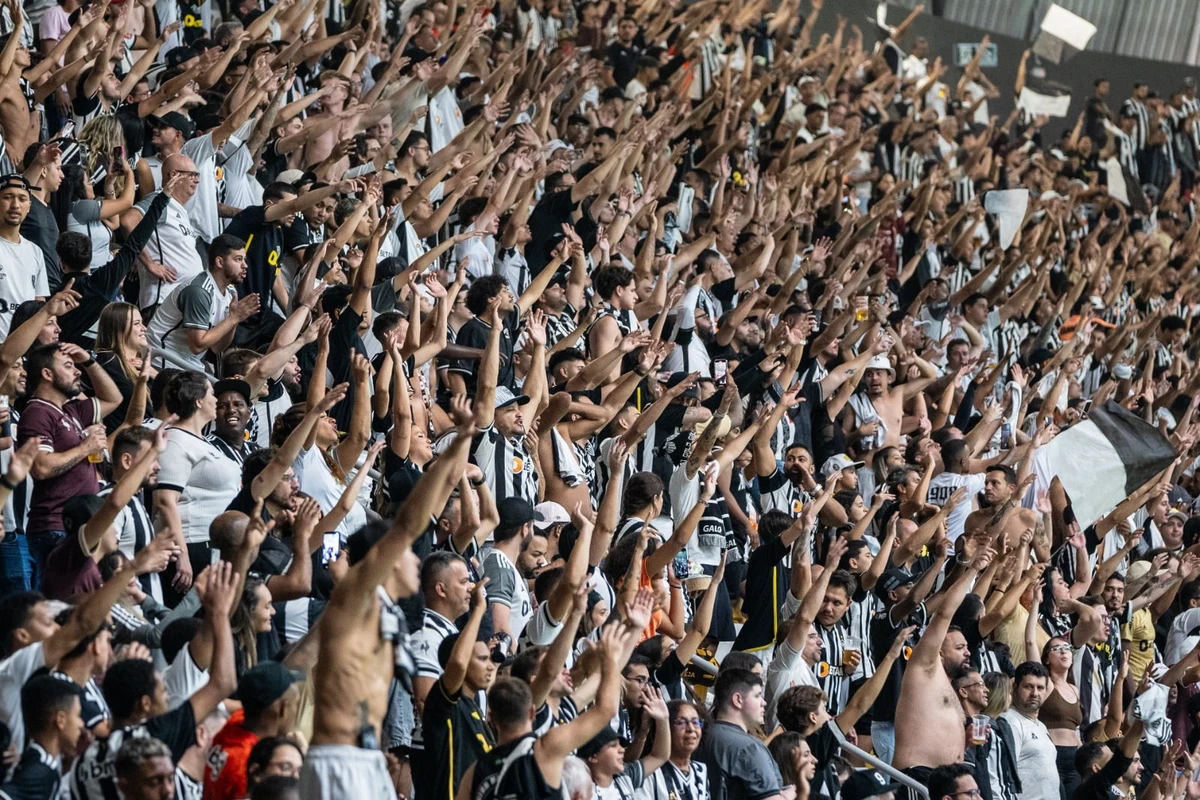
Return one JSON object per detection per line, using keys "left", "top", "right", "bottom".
{"left": 0, "top": 474, "right": 17, "bottom": 491}
{"left": 470, "top": 478, "right": 484, "bottom": 486}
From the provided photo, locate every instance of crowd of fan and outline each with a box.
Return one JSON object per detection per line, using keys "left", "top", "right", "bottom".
{"left": 3, "top": 0, "right": 1200, "bottom": 799}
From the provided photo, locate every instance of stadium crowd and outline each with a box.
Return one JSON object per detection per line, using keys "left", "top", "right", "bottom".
{"left": 2, "top": 0, "right": 1200, "bottom": 799}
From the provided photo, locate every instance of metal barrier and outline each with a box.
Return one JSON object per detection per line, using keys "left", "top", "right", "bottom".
{"left": 827, "top": 724, "right": 931, "bottom": 800}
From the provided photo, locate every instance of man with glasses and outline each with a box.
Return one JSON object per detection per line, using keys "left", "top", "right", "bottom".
{"left": 999, "top": 663, "right": 1058, "bottom": 800}
{"left": 121, "top": 148, "right": 204, "bottom": 316}
{"left": 926, "top": 764, "right": 982, "bottom": 800}
{"left": 953, "top": 670, "right": 1019, "bottom": 800}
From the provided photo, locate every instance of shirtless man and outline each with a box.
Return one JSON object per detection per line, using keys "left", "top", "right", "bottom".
{"left": 962, "top": 467, "right": 1042, "bottom": 554}
{"left": 303, "top": 72, "right": 358, "bottom": 171}
{"left": 845, "top": 353, "right": 938, "bottom": 457}
{"left": 893, "top": 547, "right": 993, "bottom": 783}
{"left": 299, "top": 397, "right": 476, "bottom": 799}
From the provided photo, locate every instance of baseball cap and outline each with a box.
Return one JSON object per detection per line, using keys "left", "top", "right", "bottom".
{"left": 0, "top": 174, "right": 39, "bottom": 193}
{"left": 841, "top": 769, "right": 904, "bottom": 800}
{"left": 213, "top": 378, "right": 252, "bottom": 404}
{"left": 63, "top": 495, "right": 104, "bottom": 536}
{"left": 821, "top": 454, "right": 864, "bottom": 478}
{"left": 665, "top": 372, "right": 698, "bottom": 398}
{"left": 494, "top": 386, "right": 529, "bottom": 409}
{"left": 534, "top": 501, "right": 570, "bottom": 532}
{"left": 149, "top": 111, "right": 196, "bottom": 139}
{"left": 874, "top": 568, "right": 915, "bottom": 602}
{"left": 577, "top": 725, "right": 621, "bottom": 758}
{"left": 1168, "top": 508, "right": 1190, "bottom": 524}
{"left": 498, "top": 498, "right": 536, "bottom": 530}
{"left": 230, "top": 662, "right": 304, "bottom": 713}
{"left": 276, "top": 168, "right": 306, "bottom": 185}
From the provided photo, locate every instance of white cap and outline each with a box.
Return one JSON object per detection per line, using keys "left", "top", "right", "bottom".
{"left": 534, "top": 502, "right": 570, "bottom": 531}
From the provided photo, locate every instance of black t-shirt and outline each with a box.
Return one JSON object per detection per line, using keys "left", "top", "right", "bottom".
{"left": 606, "top": 42, "right": 642, "bottom": 87}
{"left": 869, "top": 603, "right": 927, "bottom": 723}
{"left": 1073, "top": 748, "right": 1132, "bottom": 800}
{"left": 328, "top": 308, "right": 369, "bottom": 428}
{"left": 4, "top": 744, "right": 60, "bottom": 800}
{"left": 731, "top": 535, "right": 790, "bottom": 652}
{"left": 452, "top": 310, "right": 521, "bottom": 394}
{"left": 419, "top": 680, "right": 496, "bottom": 800}
{"left": 806, "top": 722, "right": 843, "bottom": 800}
{"left": 20, "top": 197, "right": 60, "bottom": 292}
{"left": 471, "top": 734, "right": 560, "bottom": 800}
{"left": 527, "top": 190, "right": 578, "bottom": 275}
{"left": 225, "top": 205, "right": 286, "bottom": 324}
{"left": 86, "top": 352, "right": 134, "bottom": 433}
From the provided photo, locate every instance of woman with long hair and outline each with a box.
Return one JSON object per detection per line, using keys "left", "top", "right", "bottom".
{"left": 1037, "top": 636, "right": 1084, "bottom": 799}
{"left": 154, "top": 371, "right": 239, "bottom": 605}
{"left": 52, "top": 159, "right": 135, "bottom": 270}
{"left": 93, "top": 302, "right": 152, "bottom": 430}
{"left": 767, "top": 731, "right": 816, "bottom": 799}
{"left": 232, "top": 578, "right": 277, "bottom": 674}
{"left": 644, "top": 700, "right": 710, "bottom": 800}
{"left": 271, "top": 335, "right": 371, "bottom": 540}
{"left": 981, "top": 671, "right": 1011, "bottom": 719}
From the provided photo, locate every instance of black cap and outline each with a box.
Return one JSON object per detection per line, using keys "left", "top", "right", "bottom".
{"left": 497, "top": 498, "right": 536, "bottom": 530}
{"left": 148, "top": 112, "right": 196, "bottom": 139}
{"left": 665, "top": 372, "right": 698, "bottom": 398}
{"left": 213, "top": 378, "right": 252, "bottom": 404}
{"left": 841, "top": 769, "right": 904, "bottom": 800}
{"left": 63, "top": 495, "right": 105, "bottom": 536}
{"left": 0, "top": 174, "right": 39, "bottom": 193}
{"left": 230, "top": 661, "right": 304, "bottom": 714}
{"left": 577, "top": 725, "right": 621, "bottom": 758}
{"left": 874, "top": 568, "right": 914, "bottom": 602}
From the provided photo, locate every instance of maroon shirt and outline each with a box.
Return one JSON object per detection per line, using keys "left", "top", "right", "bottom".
{"left": 17, "top": 397, "right": 100, "bottom": 533}
{"left": 41, "top": 528, "right": 102, "bottom": 601}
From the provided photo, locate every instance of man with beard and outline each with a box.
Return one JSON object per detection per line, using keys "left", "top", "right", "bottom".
{"left": 661, "top": 249, "right": 729, "bottom": 377}
{"left": 893, "top": 548, "right": 992, "bottom": 780}
{"left": 0, "top": 175, "right": 51, "bottom": 337}
{"left": 757, "top": 441, "right": 848, "bottom": 530}
{"left": 1074, "top": 717, "right": 1146, "bottom": 800}
{"left": 146, "top": 234, "right": 260, "bottom": 376}
{"left": 18, "top": 341, "right": 122, "bottom": 584}
{"left": 482, "top": 499, "right": 539, "bottom": 651}
{"left": 845, "top": 353, "right": 937, "bottom": 459}
{"left": 999, "top": 663, "right": 1058, "bottom": 800}
{"left": 207, "top": 379, "right": 258, "bottom": 467}
{"left": 227, "top": 385, "right": 348, "bottom": 527}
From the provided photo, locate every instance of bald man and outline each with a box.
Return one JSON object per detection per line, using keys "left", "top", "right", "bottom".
{"left": 120, "top": 152, "right": 205, "bottom": 313}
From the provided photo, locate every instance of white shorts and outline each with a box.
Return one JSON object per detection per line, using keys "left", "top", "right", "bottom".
{"left": 299, "top": 744, "right": 398, "bottom": 800}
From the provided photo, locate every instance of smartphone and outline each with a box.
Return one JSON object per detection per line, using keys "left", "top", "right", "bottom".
{"left": 321, "top": 533, "right": 339, "bottom": 566}
{"left": 672, "top": 551, "right": 690, "bottom": 580}
{"left": 1081, "top": 399, "right": 1093, "bottom": 416}
{"left": 713, "top": 359, "right": 728, "bottom": 386}
{"left": 112, "top": 145, "right": 124, "bottom": 165}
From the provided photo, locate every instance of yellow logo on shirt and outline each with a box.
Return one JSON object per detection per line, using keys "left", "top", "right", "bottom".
{"left": 512, "top": 456, "right": 524, "bottom": 474}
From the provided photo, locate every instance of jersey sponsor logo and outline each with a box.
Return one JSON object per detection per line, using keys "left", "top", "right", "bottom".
{"left": 512, "top": 456, "right": 525, "bottom": 474}
{"left": 791, "top": 498, "right": 803, "bottom": 514}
